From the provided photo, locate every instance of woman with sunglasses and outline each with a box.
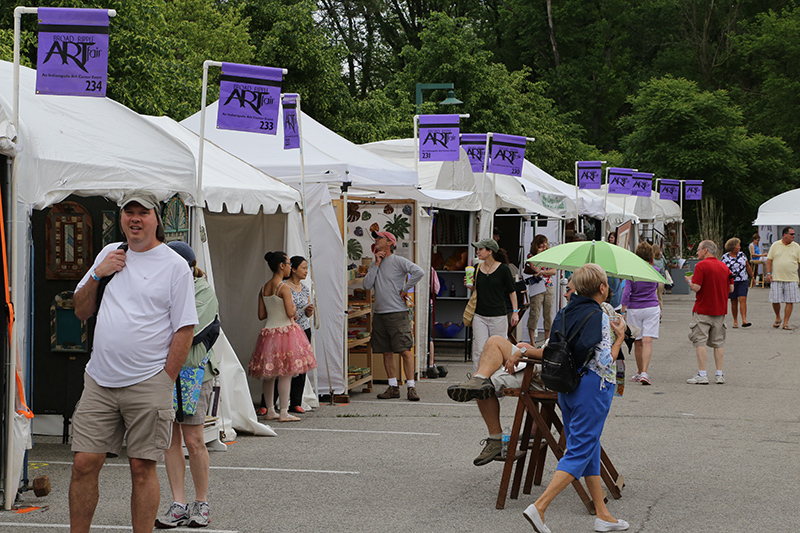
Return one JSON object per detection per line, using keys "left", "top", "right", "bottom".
{"left": 249, "top": 251, "right": 316, "bottom": 422}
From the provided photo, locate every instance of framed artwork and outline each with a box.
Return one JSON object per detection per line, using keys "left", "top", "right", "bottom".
{"left": 163, "top": 195, "right": 189, "bottom": 243}
{"left": 101, "top": 210, "right": 117, "bottom": 247}
{"left": 45, "top": 201, "right": 92, "bottom": 280}
{"left": 50, "top": 291, "right": 88, "bottom": 353}
{"left": 616, "top": 220, "right": 633, "bottom": 252}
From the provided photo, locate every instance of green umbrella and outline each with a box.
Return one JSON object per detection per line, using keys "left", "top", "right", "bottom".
{"left": 527, "top": 240, "right": 667, "bottom": 283}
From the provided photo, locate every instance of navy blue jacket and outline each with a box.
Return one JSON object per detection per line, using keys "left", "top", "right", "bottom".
{"left": 549, "top": 294, "right": 603, "bottom": 368}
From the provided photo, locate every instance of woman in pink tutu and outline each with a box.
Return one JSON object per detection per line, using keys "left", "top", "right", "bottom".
{"left": 249, "top": 251, "right": 316, "bottom": 422}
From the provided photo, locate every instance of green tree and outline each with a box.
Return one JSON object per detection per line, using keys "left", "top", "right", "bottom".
{"left": 361, "top": 13, "right": 591, "bottom": 182}
{"left": 243, "top": 0, "right": 352, "bottom": 128}
{"left": 730, "top": 6, "right": 800, "bottom": 158}
{"left": 619, "top": 75, "right": 797, "bottom": 238}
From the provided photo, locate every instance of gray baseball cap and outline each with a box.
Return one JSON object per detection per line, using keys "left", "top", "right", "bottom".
{"left": 120, "top": 190, "right": 160, "bottom": 211}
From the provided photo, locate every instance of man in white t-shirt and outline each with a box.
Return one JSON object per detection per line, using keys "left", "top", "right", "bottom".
{"left": 69, "top": 191, "right": 198, "bottom": 533}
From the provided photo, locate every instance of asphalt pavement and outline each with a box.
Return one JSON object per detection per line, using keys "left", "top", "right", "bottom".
{"left": 2, "top": 288, "right": 799, "bottom": 532}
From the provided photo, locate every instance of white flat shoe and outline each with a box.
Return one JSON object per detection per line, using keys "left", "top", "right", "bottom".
{"left": 595, "top": 517, "right": 629, "bottom": 531}
{"left": 523, "top": 504, "right": 551, "bottom": 533}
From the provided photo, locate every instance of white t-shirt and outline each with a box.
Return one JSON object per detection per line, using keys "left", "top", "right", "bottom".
{"left": 76, "top": 242, "right": 198, "bottom": 388}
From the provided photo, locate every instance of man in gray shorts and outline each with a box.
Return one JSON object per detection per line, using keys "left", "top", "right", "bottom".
{"left": 363, "top": 230, "right": 425, "bottom": 401}
{"left": 70, "top": 191, "right": 198, "bottom": 533}
{"left": 447, "top": 336, "right": 546, "bottom": 465}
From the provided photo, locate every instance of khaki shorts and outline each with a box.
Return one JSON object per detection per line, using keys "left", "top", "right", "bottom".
{"left": 688, "top": 313, "right": 726, "bottom": 348}
{"left": 72, "top": 370, "right": 175, "bottom": 461}
{"left": 179, "top": 379, "right": 213, "bottom": 426}
{"left": 371, "top": 311, "right": 414, "bottom": 353}
{"left": 490, "top": 347, "right": 547, "bottom": 395}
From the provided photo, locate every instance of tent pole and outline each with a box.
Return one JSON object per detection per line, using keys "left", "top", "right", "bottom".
{"left": 339, "top": 183, "right": 350, "bottom": 404}
{"left": 291, "top": 94, "right": 321, "bottom": 402}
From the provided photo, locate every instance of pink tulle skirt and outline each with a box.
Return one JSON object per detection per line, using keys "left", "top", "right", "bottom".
{"left": 248, "top": 323, "right": 317, "bottom": 379}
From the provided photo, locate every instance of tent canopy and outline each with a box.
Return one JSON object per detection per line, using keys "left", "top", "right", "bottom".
{"left": 0, "top": 61, "right": 197, "bottom": 209}
{"left": 753, "top": 189, "right": 800, "bottom": 226}
{"left": 361, "top": 138, "right": 480, "bottom": 211}
{"left": 361, "top": 138, "right": 559, "bottom": 217}
{"left": 599, "top": 184, "right": 681, "bottom": 224}
{"left": 143, "top": 116, "right": 300, "bottom": 215}
{"left": 182, "top": 101, "right": 418, "bottom": 187}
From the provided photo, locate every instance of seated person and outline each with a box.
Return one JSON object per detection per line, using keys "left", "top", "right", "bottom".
{"left": 447, "top": 335, "right": 546, "bottom": 466}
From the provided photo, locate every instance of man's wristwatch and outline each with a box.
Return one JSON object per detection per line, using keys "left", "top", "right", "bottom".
{"left": 519, "top": 347, "right": 527, "bottom": 355}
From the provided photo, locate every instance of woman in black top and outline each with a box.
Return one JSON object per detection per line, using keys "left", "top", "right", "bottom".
{"left": 469, "top": 238, "right": 519, "bottom": 372}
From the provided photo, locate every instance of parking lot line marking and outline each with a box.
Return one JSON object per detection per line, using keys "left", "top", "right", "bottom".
{"left": 0, "top": 524, "right": 237, "bottom": 532}
{"left": 347, "top": 400, "right": 473, "bottom": 406}
{"left": 275, "top": 427, "right": 439, "bottom": 436}
{"left": 35, "top": 461, "right": 359, "bottom": 475}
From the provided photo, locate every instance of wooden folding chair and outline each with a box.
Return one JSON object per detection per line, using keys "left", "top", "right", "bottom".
{"left": 496, "top": 357, "right": 625, "bottom": 512}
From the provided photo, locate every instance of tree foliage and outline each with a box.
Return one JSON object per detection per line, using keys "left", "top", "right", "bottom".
{"left": 620, "top": 76, "right": 797, "bottom": 238}
{"left": 3, "top": 0, "right": 800, "bottom": 233}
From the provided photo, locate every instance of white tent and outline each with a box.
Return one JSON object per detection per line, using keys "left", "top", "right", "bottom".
{"left": 753, "top": 189, "right": 800, "bottom": 226}
{"left": 520, "top": 160, "right": 608, "bottom": 220}
{"left": 0, "top": 60, "right": 199, "bottom": 504}
{"left": 144, "top": 115, "right": 307, "bottom": 435}
{"left": 599, "top": 184, "right": 681, "bottom": 224}
{"left": 361, "top": 138, "right": 480, "bottom": 212}
{"left": 182, "top": 101, "right": 418, "bottom": 187}
{"left": 183, "top": 104, "right": 434, "bottom": 395}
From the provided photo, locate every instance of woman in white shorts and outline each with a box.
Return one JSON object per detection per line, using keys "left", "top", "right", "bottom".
{"left": 620, "top": 241, "right": 663, "bottom": 385}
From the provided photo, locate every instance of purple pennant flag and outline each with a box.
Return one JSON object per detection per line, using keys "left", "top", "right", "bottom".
{"left": 461, "top": 134, "right": 487, "bottom": 173}
{"left": 488, "top": 133, "right": 526, "bottom": 176}
{"left": 217, "top": 63, "right": 282, "bottom": 134}
{"left": 36, "top": 8, "right": 110, "bottom": 97}
{"left": 608, "top": 167, "right": 633, "bottom": 194}
{"left": 684, "top": 180, "right": 703, "bottom": 200}
{"left": 660, "top": 179, "right": 680, "bottom": 201}
{"left": 577, "top": 161, "right": 602, "bottom": 189}
{"left": 631, "top": 172, "right": 654, "bottom": 197}
{"left": 282, "top": 95, "right": 299, "bottom": 150}
{"left": 419, "top": 115, "right": 460, "bottom": 162}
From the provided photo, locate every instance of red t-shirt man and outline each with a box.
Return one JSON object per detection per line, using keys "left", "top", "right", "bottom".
{"left": 692, "top": 254, "right": 732, "bottom": 316}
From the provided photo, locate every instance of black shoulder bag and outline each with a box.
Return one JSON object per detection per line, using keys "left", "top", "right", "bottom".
{"left": 541, "top": 308, "right": 600, "bottom": 393}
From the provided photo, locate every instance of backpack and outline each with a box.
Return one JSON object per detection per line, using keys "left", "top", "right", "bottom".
{"left": 541, "top": 308, "right": 600, "bottom": 393}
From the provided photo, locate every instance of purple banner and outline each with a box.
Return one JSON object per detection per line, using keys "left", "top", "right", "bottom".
{"left": 217, "top": 63, "right": 282, "bottom": 134}
{"left": 631, "top": 172, "right": 654, "bottom": 197}
{"left": 36, "top": 8, "right": 109, "bottom": 97}
{"left": 282, "top": 95, "right": 299, "bottom": 150}
{"left": 608, "top": 167, "right": 633, "bottom": 194}
{"left": 684, "top": 180, "right": 703, "bottom": 200}
{"left": 488, "top": 133, "right": 526, "bottom": 176}
{"left": 419, "top": 115, "right": 460, "bottom": 162}
{"left": 461, "top": 134, "right": 487, "bottom": 173}
{"left": 577, "top": 161, "right": 602, "bottom": 189}
{"left": 660, "top": 179, "right": 680, "bottom": 201}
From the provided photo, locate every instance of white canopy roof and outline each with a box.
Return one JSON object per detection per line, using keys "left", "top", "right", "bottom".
{"left": 143, "top": 116, "right": 300, "bottom": 215}
{"left": 361, "top": 138, "right": 480, "bottom": 211}
{"left": 361, "top": 138, "right": 559, "bottom": 217}
{"left": 520, "top": 160, "right": 608, "bottom": 220}
{"left": 599, "top": 184, "right": 681, "bottom": 223}
{"left": 753, "top": 189, "right": 800, "bottom": 226}
{"left": 182, "top": 101, "right": 418, "bottom": 187}
{"left": 0, "top": 61, "right": 197, "bottom": 209}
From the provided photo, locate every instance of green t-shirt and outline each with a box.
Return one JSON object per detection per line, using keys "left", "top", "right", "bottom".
{"left": 474, "top": 263, "right": 516, "bottom": 317}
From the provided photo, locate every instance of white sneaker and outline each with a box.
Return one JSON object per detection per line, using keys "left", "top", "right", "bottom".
{"left": 715, "top": 374, "right": 725, "bottom": 384}
{"left": 687, "top": 373, "right": 709, "bottom": 385}
{"left": 595, "top": 517, "right": 630, "bottom": 531}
